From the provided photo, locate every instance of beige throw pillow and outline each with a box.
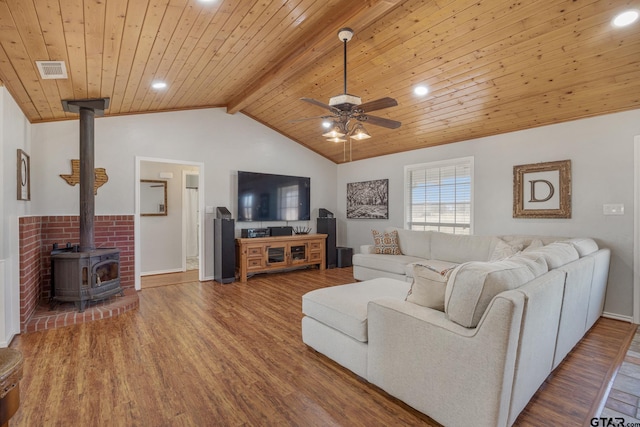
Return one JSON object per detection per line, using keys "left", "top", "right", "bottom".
{"left": 490, "top": 239, "right": 523, "bottom": 261}
{"left": 523, "top": 239, "right": 544, "bottom": 252}
{"left": 406, "top": 263, "right": 457, "bottom": 311}
{"left": 372, "top": 229, "right": 402, "bottom": 255}
{"left": 445, "top": 260, "right": 535, "bottom": 328}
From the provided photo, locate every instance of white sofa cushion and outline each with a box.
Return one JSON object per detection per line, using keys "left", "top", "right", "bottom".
{"left": 430, "top": 232, "right": 497, "bottom": 263}
{"left": 525, "top": 241, "right": 579, "bottom": 269}
{"left": 353, "top": 253, "right": 426, "bottom": 275}
{"left": 392, "top": 227, "right": 432, "bottom": 258}
{"left": 302, "top": 278, "right": 410, "bottom": 342}
{"left": 406, "top": 262, "right": 458, "bottom": 311}
{"left": 500, "top": 235, "right": 563, "bottom": 248}
{"left": 563, "top": 238, "right": 598, "bottom": 257}
{"left": 508, "top": 252, "right": 549, "bottom": 277}
{"left": 445, "top": 260, "right": 535, "bottom": 327}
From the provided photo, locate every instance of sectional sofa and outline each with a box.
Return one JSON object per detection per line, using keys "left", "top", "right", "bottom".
{"left": 301, "top": 228, "right": 610, "bottom": 427}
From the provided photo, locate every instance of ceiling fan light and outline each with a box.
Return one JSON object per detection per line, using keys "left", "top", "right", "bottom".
{"left": 322, "top": 125, "right": 345, "bottom": 138}
{"left": 327, "top": 137, "right": 347, "bottom": 143}
{"left": 350, "top": 123, "right": 371, "bottom": 140}
{"left": 351, "top": 132, "right": 371, "bottom": 141}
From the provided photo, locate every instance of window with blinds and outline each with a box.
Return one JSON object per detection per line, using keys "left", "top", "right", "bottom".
{"left": 405, "top": 157, "right": 473, "bottom": 235}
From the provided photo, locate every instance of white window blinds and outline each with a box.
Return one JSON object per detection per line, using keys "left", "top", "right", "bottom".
{"left": 405, "top": 157, "right": 473, "bottom": 235}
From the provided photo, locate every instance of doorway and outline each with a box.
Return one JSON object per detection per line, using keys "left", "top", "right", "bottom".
{"left": 134, "top": 157, "right": 205, "bottom": 290}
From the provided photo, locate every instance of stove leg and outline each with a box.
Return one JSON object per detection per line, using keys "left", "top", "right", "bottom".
{"left": 75, "top": 300, "right": 85, "bottom": 313}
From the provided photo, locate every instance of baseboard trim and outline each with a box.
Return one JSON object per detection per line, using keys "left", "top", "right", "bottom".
{"left": 141, "top": 268, "right": 184, "bottom": 277}
{"left": 602, "top": 312, "right": 634, "bottom": 323}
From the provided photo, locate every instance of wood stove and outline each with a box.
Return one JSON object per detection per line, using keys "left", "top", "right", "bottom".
{"left": 51, "top": 245, "right": 123, "bottom": 312}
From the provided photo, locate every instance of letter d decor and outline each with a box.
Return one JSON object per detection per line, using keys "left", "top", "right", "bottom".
{"left": 513, "top": 160, "right": 571, "bottom": 218}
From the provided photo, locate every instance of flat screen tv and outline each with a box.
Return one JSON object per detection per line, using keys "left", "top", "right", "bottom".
{"left": 237, "top": 171, "right": 311, "bottom": 222}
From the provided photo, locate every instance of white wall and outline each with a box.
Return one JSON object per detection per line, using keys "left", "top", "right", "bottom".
{"left": 0, "top": 88, "right": 31, "bottom": 345}
{"left": 31, "top": 108, "right": 337, "bottom": 217}
{"left": 30, "top": 108, "right": 338, "bottom": 282}
{"left": 338, "top": 109, "right": 640, "bottom": 319}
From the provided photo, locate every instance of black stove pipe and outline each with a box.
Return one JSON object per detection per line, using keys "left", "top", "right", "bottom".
{"left": 61, "top": 98, "right": 110, "bottom": 252}
{"left": 78, "top": 107, "right": 95, "bottom": 252}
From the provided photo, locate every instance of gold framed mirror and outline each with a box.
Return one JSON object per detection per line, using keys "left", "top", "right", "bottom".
{"left": 140, "top": 179, "right": 167, "bottom": 216}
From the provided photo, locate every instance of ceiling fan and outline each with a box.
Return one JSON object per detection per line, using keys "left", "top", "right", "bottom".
{"left": 293, "top": 28, "right": 401, "bottom": 142}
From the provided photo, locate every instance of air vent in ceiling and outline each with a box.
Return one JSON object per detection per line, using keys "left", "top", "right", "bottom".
{"left": 35, "top": 61, "right": 68, "bottom": 79}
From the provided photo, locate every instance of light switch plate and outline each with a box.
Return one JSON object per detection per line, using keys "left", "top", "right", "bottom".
{"left": 603, "top": 204, "right": 624, "bottom": 215}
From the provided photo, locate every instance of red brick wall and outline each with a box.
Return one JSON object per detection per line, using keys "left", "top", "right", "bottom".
{"left": 19, "top": 215, "right": 135, "bottom": 328}
{"left": 18, "top": 217, "right": 43, "bottom": 325}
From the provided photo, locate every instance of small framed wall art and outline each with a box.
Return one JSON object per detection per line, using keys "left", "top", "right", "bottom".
{"left": 17, "top": 149, "right": 30, "bottom": 201}
{"left": 513, "top": 159, "right": 571, "bottom": 218}
{"left": 347, "top": 179, "right": 389, "bottom": 219}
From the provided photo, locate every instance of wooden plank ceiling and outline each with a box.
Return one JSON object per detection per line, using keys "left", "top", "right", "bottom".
{"left": 0, "top": 0, "right": 638, "bottom": 164}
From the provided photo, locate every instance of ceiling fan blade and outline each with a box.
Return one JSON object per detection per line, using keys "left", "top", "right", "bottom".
{"left": 361, "top": 115, "right": 402, "bottom": 129}
{"left": 300, "top": 97, "right": 339, "bottom": 113}
{"left": 357, "top": 97, "right": 398, "bottom": 113}
{"left": 288, "top": 115, "right": 332, "bottom": 123}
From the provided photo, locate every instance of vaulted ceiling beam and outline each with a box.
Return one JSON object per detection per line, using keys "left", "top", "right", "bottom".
{"left": 225, "top": 0, "right": 402, "bottom": 115}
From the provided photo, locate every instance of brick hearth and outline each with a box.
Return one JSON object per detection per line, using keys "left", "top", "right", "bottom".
{"left": 23, "top": 288, "right": 138, "bottom": 333}
{"left": 19, "top": 215, "right": 137, "bottom": 333}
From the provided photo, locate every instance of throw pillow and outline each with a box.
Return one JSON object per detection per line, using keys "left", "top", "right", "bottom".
{"left": 406, "top": 263, "right": 458, "bottom": 311}
{"left": 489, "top": 239, "right": 523, "bottom": 261}
{"left": 372, "top": 229, "right": 402, "bottom": 255}
{"left": 508, "top": 252, "right": 548, "bottom": 277}
{"left": 562, "top": 238, "right": 599, "bottom": 257}
{"left": 445, "top": 260, "right": 535, "bottom": 328}
{"left": 524, "top": 241, "right": 579, "bottom": 269}
{"left": 523, "top": 239, "right": 544, "bottom": 252}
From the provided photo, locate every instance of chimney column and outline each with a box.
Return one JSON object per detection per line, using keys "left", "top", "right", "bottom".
{"left": 78, "top": 107, "right": 95, "bottom": 251}
{"left": 61, "top": 98, "right": 110, "bottom": 252}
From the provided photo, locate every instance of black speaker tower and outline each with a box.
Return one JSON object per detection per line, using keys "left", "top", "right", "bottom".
{"left": 214, "top": 207, "right": 235, "bottom": 284}
{"left": 317, "top": 217, "right": 336, "bottom": 269}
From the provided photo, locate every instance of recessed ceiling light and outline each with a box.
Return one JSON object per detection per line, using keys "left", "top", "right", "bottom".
{"left": 151, "top": 81, "right": 167, "bottom": 90}
{"left": 322, "top": 121, "right": 332, "bottom": 128}
{"left": 612, "top": 10, "right": 639, "bottom": 27}
{"left": 414, "top": 85, "right": 429, "bottom": 96}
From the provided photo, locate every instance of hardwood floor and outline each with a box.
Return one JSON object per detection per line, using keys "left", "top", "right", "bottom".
{"left": 140, "top": 269, "right": 199, "bottom": 289}
{"left": 8, "top": 267, "right": 636, "bottom": 426}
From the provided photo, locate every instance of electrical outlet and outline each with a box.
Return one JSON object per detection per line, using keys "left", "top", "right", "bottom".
{"left": 603, "top": 204, "right": 624, "bottom": 215}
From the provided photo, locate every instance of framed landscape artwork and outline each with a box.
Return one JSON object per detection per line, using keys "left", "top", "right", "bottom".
{"left": 513, "top": 159, "right": 571, "bottom": 218}
{"left": 347, "top": 179, "right": 389, "bottom": 219}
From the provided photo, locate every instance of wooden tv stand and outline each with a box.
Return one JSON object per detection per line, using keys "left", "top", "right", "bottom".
{"left": 235, "top": 234, "right": 327, "bottom": 282}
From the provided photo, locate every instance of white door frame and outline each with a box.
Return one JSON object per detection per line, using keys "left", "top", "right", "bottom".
{"left": 182, "top": 170, "right": 200, "bottom": 271}
{"left": 135, "top": 156, "right": 205, "bottom": 290}
{"left": 633, "top": 135, "right": 640, "bottom": 323}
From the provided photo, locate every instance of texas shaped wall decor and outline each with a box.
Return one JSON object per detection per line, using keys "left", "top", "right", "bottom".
{"left": 59, "top": 159, "right": 108, "bottom": 195}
